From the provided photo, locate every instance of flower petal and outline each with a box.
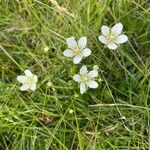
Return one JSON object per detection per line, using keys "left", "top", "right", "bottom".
{"left": 20, "top": 84, "right": 30, "bottom": 91}
{"left": 30, "top": 83, "right": 37, "bottom": 91}
{"left": 82, "top": 48, "right": 91, "bottom": 57}
{"left": 115, "top": 34, "right": 128, "bottom": 44}
{"left": 17, "top": 75, "right": 27, "bottom": 84}
{"left": 73, "top": 74, "right": 81, "bottom": 82}
{"left": 98, "top": 35, "right": 109, "bottom": 44}
{"left": 86, "top": 80, "right": 98, "bottom": 88}
{"left": 107, "top": 43, "right": 117, "bottom": 50}
{"left": 66, "top": 37, "right": 77, "bottom": 49}
{"left": 24, "top": 69, "right": 32, "bottom": 77}
{"left": 78, "top": 36, "right": 87, "bottom": 49}
{"left": 73, "top": 55, "right": 83, "bottom": 64}
{"left": 111, "top": 23, "right": 123, "bottom": 36}
{"left": 33, "top": 75, "right": 38, "bottom": 82}
{"left": 80, "top": 66, "right": 87, "bottom": 75}
{"left": 63, "top": 49, "right": 74, "bottom": 57}
{"left": 88, "top": 70, "right": 98, "bottom": 78}
{"left": 80, "top": 82, "right": 86, "bottom": 94}
{"left": 101, "top": 25, "right": 110, "bottom": 36}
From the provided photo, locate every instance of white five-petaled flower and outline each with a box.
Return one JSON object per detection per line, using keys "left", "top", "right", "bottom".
{"left": 63, "top": 37, "right": 91, "bottom": 64}
{"left": 73, "top": 66, "right": 98, "bottom": 94}
{"left": 17, "top": 69, "right": 38, "bottom": 91}
{"left": 98, "top": 23, "right": 128, "bottom": 50}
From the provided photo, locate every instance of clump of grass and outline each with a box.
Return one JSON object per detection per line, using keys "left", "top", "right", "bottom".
{"left": 0, "top": 0, "right": 150, "bottom": 149}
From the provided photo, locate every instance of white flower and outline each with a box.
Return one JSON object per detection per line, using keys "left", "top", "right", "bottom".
{"left": 69, "top": 109, "right": 74, "bottom": 114}
{"left": 93, "top": 65, "right": 99, "bottom": 70}
{"left": 47, "top": 81, "right": 53, "bottom": 87}
{"left": 98, "top": 23, "right": 128, "bottom": 50}
{"left": 73, "top": 66, "right": 98, "bottom": 94}
{"left": 44, "top": 46, "right": 49, "bottom": 52}
{"left": 17, "top": 69, "right": 38, "bottom": 91}
{"left": 63, "top": 37, "right": 91, "bottom": 64}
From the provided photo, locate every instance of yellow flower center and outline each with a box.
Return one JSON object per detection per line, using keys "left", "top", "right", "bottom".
{"left": 107, "top": 33, "right": 116, "bottom": 43}
{"left": 27, "top": 76, "right": 34, "bottom": 85}
{"left": 73, "top": 46, "right": 82, "bottom": 56}
{"left": 81, "top": 74, "right": 89, "bottom": 82}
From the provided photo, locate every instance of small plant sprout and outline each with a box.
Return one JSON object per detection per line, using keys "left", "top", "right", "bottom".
{"left": 73, "top": 66, "right": 98, "bottom": 94}
{"left": 63, "top": 37, "right": 91, "bottom": 64}
{"left": 17, "top": 69, "right": 38, "bottom": 91}
{"left": 98, "top": 23, "right": 128, "bottom": 50}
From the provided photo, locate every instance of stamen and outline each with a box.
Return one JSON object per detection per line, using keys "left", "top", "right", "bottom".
{"left": 107, "top": 33, "right": 116, "bottom": 43}
{"left": 27, "top": 76, "right": 34, "bottom": 85}
{"left": 73, "top": 46, "right": 82, "bottom": 56}
{"left": 81, "top": 74, "right": 89, "bottom": 82}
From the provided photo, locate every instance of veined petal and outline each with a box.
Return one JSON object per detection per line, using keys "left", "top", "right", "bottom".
{"left": 107, "top": 42, "right": 117, "bottom": 50}
{"left": 80, "top": 82, "right": 86, "bottom": 94}
{"left": 24, "top": 69, "right": 32, "bottom": 77}
{"left": 63, "top": 49, "right": 74, "bottom": 57}
{"left": 111, "top": 23, "right": 123, "bottom": 36}
{"left": 33, "top": 75, "right": 38, "bottom": 82}
{"left": 30, "top": 83, "right": 36, "bottom": 91}
{"left": 73, "top": 74, "right": 81, "bottom": 82}
{"left": 82, "top": 48, "right": 91, "bottom": 57}
{"left": 98, "top": 35, "right": 109, "bottom": 44}
{"left": 86, "top": 80, "right": 98, "bottom": 88}
{"left": 66, "top": 37, "right": 77, "bottom": 49}
{"left": 101, "top": 25, "right": 110, "bottom": 36}
{"left": 78, "top": 36, "right": 87, "bottom": 49}
{"left": 88, "top": 70, "right": 98, "bottom": 78}
{"left": 17, "top": 75, "right": 27, "bottom": 84}
{"left": 20, "top": 84, "right": 30, "bottom": 91}
{"left": 115, "top": 34, "right": 128, "bottom": 44}
{"left": 80, "top": 66, "right": 87, "bottom": 75}
{"left": 73, "top": 55, "right": 83, "bottom": 64}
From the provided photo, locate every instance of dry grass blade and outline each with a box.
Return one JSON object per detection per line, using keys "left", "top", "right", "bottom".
{"left": 49, "top": 0, "right": 75, "bottom": 18}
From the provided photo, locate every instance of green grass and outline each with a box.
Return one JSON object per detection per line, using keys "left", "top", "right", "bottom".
{"left": 0, "top": 0, "right": 150, "bottom": 149}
